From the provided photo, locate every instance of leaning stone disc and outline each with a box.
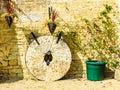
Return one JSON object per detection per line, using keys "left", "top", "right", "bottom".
{"left": 26, "top": 36, "right": 71, "bottom": 81}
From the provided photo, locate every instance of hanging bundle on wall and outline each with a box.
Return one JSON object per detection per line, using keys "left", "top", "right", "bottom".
{"left": 0, "top": 0, "right": 17, "bottom": 27}
{"left": 4, "top": 0, "right": 14, "bottom": 27}
{"left": 47, "top": 7, "right": 57, "bottom": 34}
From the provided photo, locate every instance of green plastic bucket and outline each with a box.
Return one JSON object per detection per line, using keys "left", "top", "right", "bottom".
{"left": 86, "top": 61, "right": 106, "bottom": 81}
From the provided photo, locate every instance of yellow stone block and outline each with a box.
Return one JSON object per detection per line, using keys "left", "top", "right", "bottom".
{"left": 0, "top": 60, "right": 8, "bottom": 67}
{"left": 9, "top": 60, "right": 18, "bottom": 66}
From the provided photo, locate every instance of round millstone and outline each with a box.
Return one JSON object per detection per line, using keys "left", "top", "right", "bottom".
{"left": 26, "top": 36, "right": 72, "bottom": 81}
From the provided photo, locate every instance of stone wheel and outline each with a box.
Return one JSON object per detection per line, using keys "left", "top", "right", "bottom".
{"left": 26, "top": 36, "right": 72, "bottom": 81}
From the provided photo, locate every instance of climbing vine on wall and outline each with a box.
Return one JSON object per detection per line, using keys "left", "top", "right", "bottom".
{"left": 56, "top": 4, "right": 120, "bottom": 69}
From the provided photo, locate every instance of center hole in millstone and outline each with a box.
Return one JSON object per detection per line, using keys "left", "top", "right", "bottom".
{"left": 44, "top": 50, "right": 53, "bottom": 66}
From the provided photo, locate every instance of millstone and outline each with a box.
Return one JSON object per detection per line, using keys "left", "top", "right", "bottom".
{"left": 26, "top": 36, "right": 72, "bottom": 81}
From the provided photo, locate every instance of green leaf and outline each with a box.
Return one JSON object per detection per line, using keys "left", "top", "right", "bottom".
{"left": 105, "top": 4, "right": 112, "bottom": 12}
{"left": 100, "top": 10, "right": 107, "bottom": 15}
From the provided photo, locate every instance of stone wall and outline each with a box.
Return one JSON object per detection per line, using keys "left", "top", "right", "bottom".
{"left": 0, "top": 0, "right": 118, "bottom": 81}
{"left": 0, "top": 19, "right": 23, "bottom": 81}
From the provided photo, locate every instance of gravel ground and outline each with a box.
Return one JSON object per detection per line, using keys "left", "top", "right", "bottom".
{"left": 0, "top": 78, "right": 120, "bottom": 90}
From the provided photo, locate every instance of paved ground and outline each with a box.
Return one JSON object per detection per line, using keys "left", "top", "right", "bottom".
{"left": 0, "top": 78, "right": 120, "bottom": 90}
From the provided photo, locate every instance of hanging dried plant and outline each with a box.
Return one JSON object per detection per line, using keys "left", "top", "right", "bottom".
{"left": 0, "top": 0, "right": 15, "bottom": 27}
{"left": 4, "top": 0, "right": 14, "bottom": 27}
{"left": 47, "top": 7, "right": 58, "bottom": 34}
{"left": 4, "top": 0, "right": 14, "bottom": 15}
{"left": 51, "top": 9, "right": 57, "bottom": 22}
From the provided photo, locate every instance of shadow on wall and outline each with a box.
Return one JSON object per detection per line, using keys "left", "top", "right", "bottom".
{"left": 61, "top": 39, "right": 83, "bottom": 79}
{"left": 0, "top": 19, "right": 23, "bottom": 83}
{"left": 62, "top": 50, "right": 83, "bottom": 80}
